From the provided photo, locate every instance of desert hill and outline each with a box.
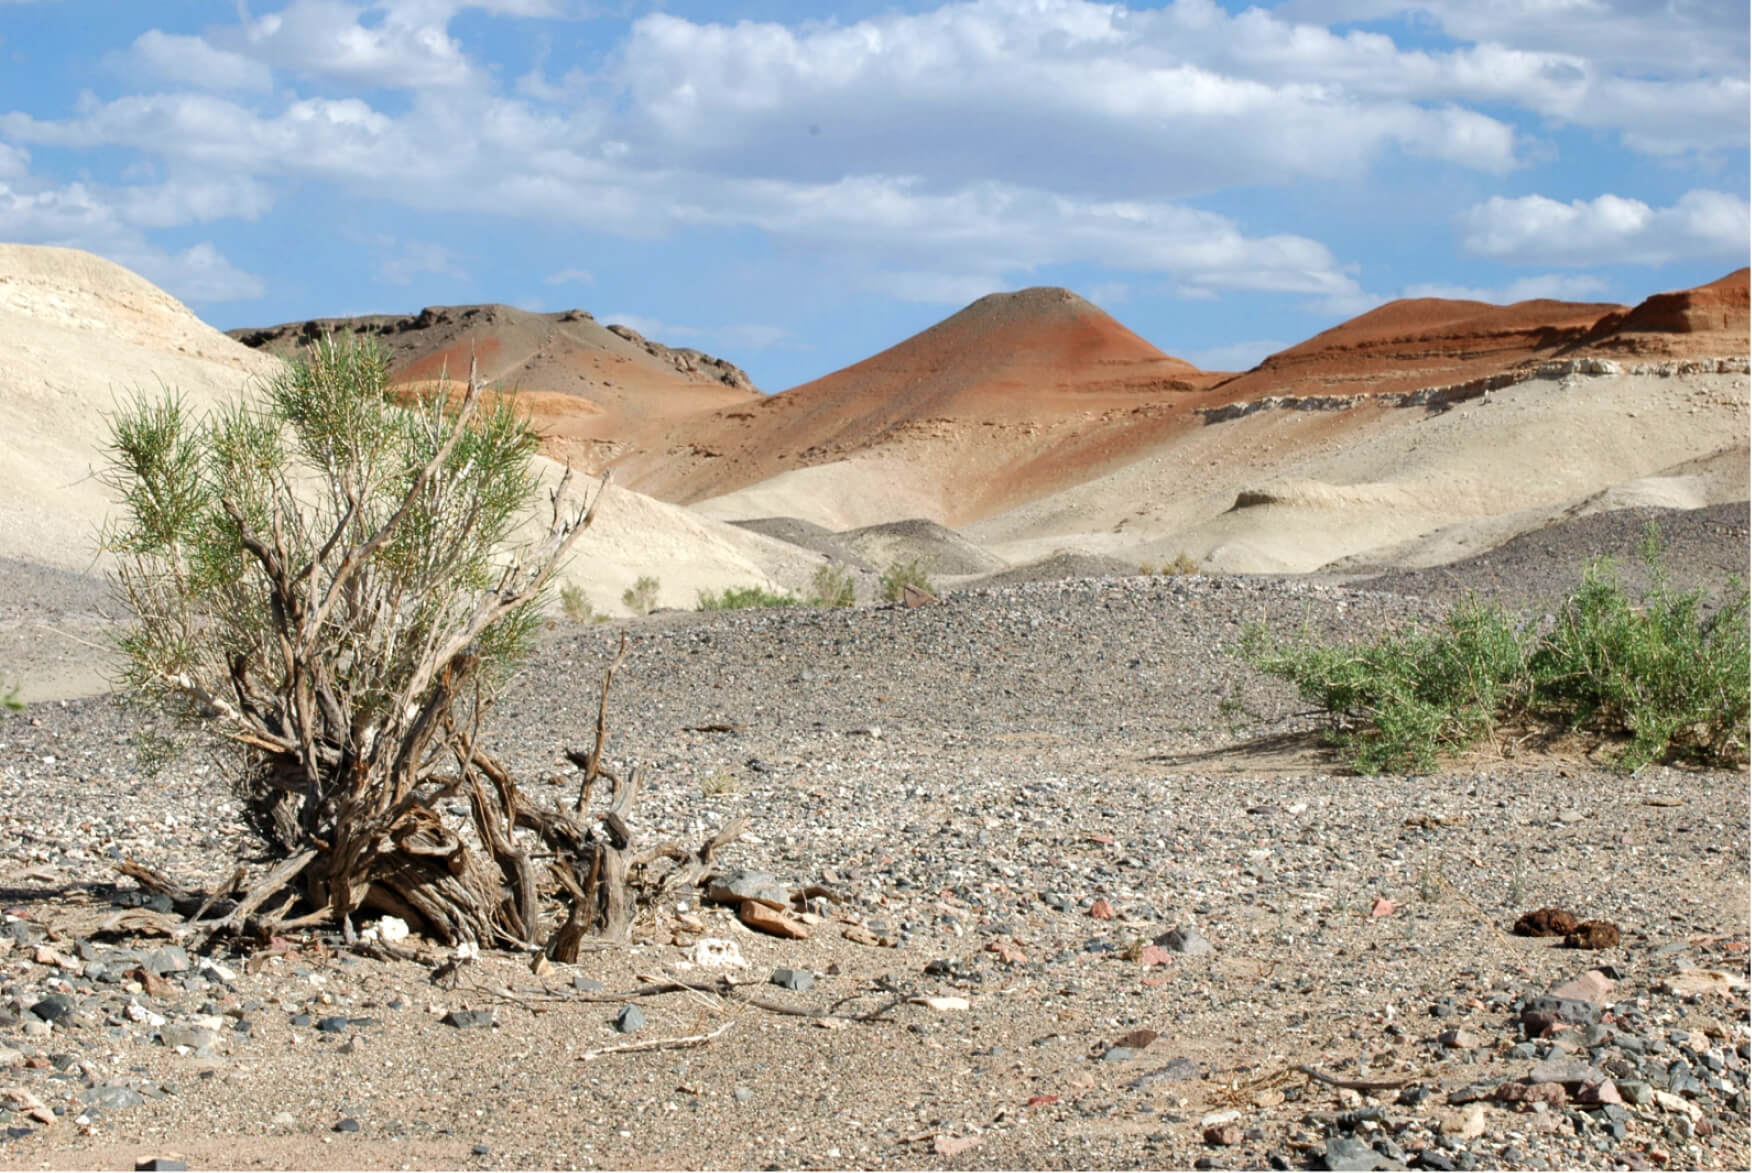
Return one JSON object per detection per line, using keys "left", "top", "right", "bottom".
{"left": 625, "top": 287, "right": 1228, "bottom": 527}
{"left": 1205, "top": 294, "right": 1627, "bottom": 404}
{"left": 230, "top": 303, "right": 761, "bottom": 472}
{"left": 1574, "top": 267, "right": 1750, "bottom": 359}
{"left": 0, "top": 247, "right": 827, "bottom": 700}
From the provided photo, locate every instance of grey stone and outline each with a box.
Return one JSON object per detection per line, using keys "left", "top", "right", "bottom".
{"left": 316, "top": 1015, "right": 350, "bottom": 1033}
{"left": 1102, "top": 1047, "right": 1137, "bottom": 1062}
{"left": 334, "top": 1117, "right": 360, "bottom": 1133}
{"left": 1323, "top": 1135, "right": 1406, "bottom": 1171}
{"left": 707, "top": 869, "right": 791, "bottom": 909}
{"left": 29, "top": 995, "right": 77, "bottom": 1023}
{"left": 441, "top": 1009, "right": 495, "bottom": 1030}
{"left": 1155, "top": 926, "right": 1213, "bottom": 955}
{"left": 733, "top": 1086, "right": 753, "bottom": 1104}
{"left": 81, "top": 1085, "right": 145, "bottom": 1111}
{"left": 144, "top": 946, "right": 190, "bottom": 976}
{"left": 613, "top": 1005, "right": 645, "bottom": 1034}
{"left": 770, "top": 968, "right": 813, "bottom": 992}
{"left": 159, "top": 1026, "right": 220, "bottom": 1051}
{"left": 135, "top": 1160, "right": 189, "bottom": 1171}
{"left": 572, "top": 975, "right": 605, "bottom": 992}
{"left": 1529, "top": 1056, "right": 1607, "bottom": 1086}
{"left": 1129, "top": 1057, "right": 1201, "bottom": 1089}
{"left": 1521, "top": 995, "right": 1600, "bottom": 1030}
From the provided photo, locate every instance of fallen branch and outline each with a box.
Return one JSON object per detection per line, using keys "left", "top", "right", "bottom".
{"left": 1295, "top": 1064, "right": 1419, "bottom": 1092}
{"left": 578, "top": 1021, "right": 733, "bottom": 1061}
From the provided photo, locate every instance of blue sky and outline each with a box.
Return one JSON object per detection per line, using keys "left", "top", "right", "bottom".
{"left": 1, "top": 1, "right": 1746, "bottom": 390}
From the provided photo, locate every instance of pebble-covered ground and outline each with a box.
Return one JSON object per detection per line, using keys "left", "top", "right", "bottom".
{"left": 0, "top": 568, "right": 1747, "bottom": 1171}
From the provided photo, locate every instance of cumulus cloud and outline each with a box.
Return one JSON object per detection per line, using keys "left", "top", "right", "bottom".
{"left": 614, "top": 3, "right": 1522, "bottom": 198}
{"left": 214, "top": 0, "right": 481, "bottom": 90}
{"left": 111, "top": 31, "right": 274, "bottom": 93}
{"left": 0, "top": 178, "right": 265, "bottom": 301}
{"left": 1461, "top": 190, "right": 1751, "bottom": 267}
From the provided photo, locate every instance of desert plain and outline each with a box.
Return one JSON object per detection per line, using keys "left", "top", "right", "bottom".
{"left": 0, "top": 242, "right": 1747, "bottom": 1171}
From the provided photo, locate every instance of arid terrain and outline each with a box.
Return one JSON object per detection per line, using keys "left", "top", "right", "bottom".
{"left": 0, "top": 244, "right": 1746, "bottom": 1171}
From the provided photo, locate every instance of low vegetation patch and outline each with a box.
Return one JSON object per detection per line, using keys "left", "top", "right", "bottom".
{"left": 1243, "top": 528, "right": 1749, "bottom": 774}
{"left": 879, "top": 557, "right": 934, "bottom": 602}
{"left": 621, "top": 574, "right": 660, "bottom": 615}
{"left": 696, "top": 585, "right": 798, "bottom": 611}
{"left": 559, "top": 582, "right": 601, "bottom": 624}
{"left": 808, "top": 563, "right": 857, "bottom": 608}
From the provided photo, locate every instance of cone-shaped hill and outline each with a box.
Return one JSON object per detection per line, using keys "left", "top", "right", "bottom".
{"left": 620, "top": 287, "right": 1223, "bottom": 522}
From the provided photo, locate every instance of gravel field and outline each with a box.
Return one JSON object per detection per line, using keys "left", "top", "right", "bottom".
{"left": 0, "top": 547, "right": 1747, "bottom": 1170}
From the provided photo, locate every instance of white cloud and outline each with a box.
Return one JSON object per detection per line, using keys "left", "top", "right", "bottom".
{"left": 112, "top": 31, "right": 274, "bottom": 93}
{"left": 615, "top": 3, "right": 1522, "bottom": 197}
{"left": 0, "top": 178, "right": 265, "bottom": 301}
{"left": 544, "top": 267, "right": 594, "bottom": 285}
{"left": 0, "top": 141, "right": 26, "bottom": 180}
{"left": 215, "top": 0, "right": 481, "bottom": 90}
{"left": 1461, "top": 190, "right": 1750, "bottom": 266}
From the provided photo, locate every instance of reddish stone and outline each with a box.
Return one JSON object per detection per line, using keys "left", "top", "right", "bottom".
{"left": 1088, "top": 898, "right": 1116, "bottom": 920}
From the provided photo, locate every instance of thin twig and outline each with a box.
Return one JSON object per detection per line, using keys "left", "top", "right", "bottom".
{"left": 1294, "top": 1064, "right": 1420, "bottom": 1091}
{"left": 578, "top": 1021, "right": 732, "bottom": 1061}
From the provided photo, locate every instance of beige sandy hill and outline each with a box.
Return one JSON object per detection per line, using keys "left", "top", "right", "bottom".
{"left": 621, "top": 287, "right": 1226, "bottom": 525}
{"left": 0, "top": 247, "right": 824, "bottom": 700}
{"left": 0, "top": 243, "right": 282, "bottom": 571}
{"left": 966, "top": 364, "right": 1749, "bottom": 574}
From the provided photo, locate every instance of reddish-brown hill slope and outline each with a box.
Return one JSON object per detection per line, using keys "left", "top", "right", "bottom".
{"left": 1573, "top": 267, "right": 1749, "bottom": 358}
{"left": 229, "top": 304, "right": 760, "bottom": 469}
{"left": 1208, "top": 295, "right": 1628, "bottom": 403}
{"left": 619, "top": 287, "right": 1225, "bottom": 519}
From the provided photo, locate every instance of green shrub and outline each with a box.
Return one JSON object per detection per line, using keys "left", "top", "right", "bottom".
{"left": 696, "top": 585, "right": 798, "bottom": 611}
{"left": 1243, "top": 528, "right": 1748, "bottom": 774}
{"left": 879, "top": 557, "right": 934, "bottom": 602}
{"left": 560, "top": 582, "right": 598, "bottom": 624}
{"left": 809, "top": 563, "right": 856, "bottom": 608}
{"left": 1164, "top": 551, "right": 1201, "bottom": 576}
{"left": 621, "top": 574, "right": 660, "bottom": 615}
{"left": 1, "top": 682, "right": 22, "bottom": 712}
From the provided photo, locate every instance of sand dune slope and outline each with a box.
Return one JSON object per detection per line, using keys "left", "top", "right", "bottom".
{"left": 967, "top": 365, "right": 1749, "bottom": 573}
{"left": 0, "top": 244, "right": 282, "bottom": 571}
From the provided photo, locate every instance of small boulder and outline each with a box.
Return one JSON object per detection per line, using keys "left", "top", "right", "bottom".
{"left": 1154, "top": 926, "right": 1212, "bottom": 955}
{"left": 707, "top": 870, "right": 791, "bottom": 910}
{"left": 1563, "top": 921, "right": 1620, "bottom": 950}
{"left": 1513, "top": 908, "right": 1579, "bottom": 937}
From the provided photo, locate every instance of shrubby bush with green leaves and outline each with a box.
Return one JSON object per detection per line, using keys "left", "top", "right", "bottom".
{"left": 1243, "top": 527, "right": 1749, "bottom": 774}
{"left": 696, "top": 585, "right": 798, "bottom": 611}
{"left": 621, "top": 574, "right": 660, "bottom": 615}
{"left": 809, "top": 563, "right": 857, "bottom": 608}
{"left": 879, "top": 557, "right": 934, "bottom": 602}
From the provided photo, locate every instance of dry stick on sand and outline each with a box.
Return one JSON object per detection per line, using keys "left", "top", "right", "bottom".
{"left": 1294, "top": 1064, "right": 1420, "bottom": 1092}
{"left": 578, "top": 1021, "right": 734, "bottom": 1061}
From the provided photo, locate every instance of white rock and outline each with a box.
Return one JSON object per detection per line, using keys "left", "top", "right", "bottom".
{"left": 375, "top": 916, "right": 410, "bottom": 943}
{"left": 690, "top": 938, "right": 747, "bottom": 969}
{"left": 910, "top": 995, "right": 970, "bottom": 1012}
